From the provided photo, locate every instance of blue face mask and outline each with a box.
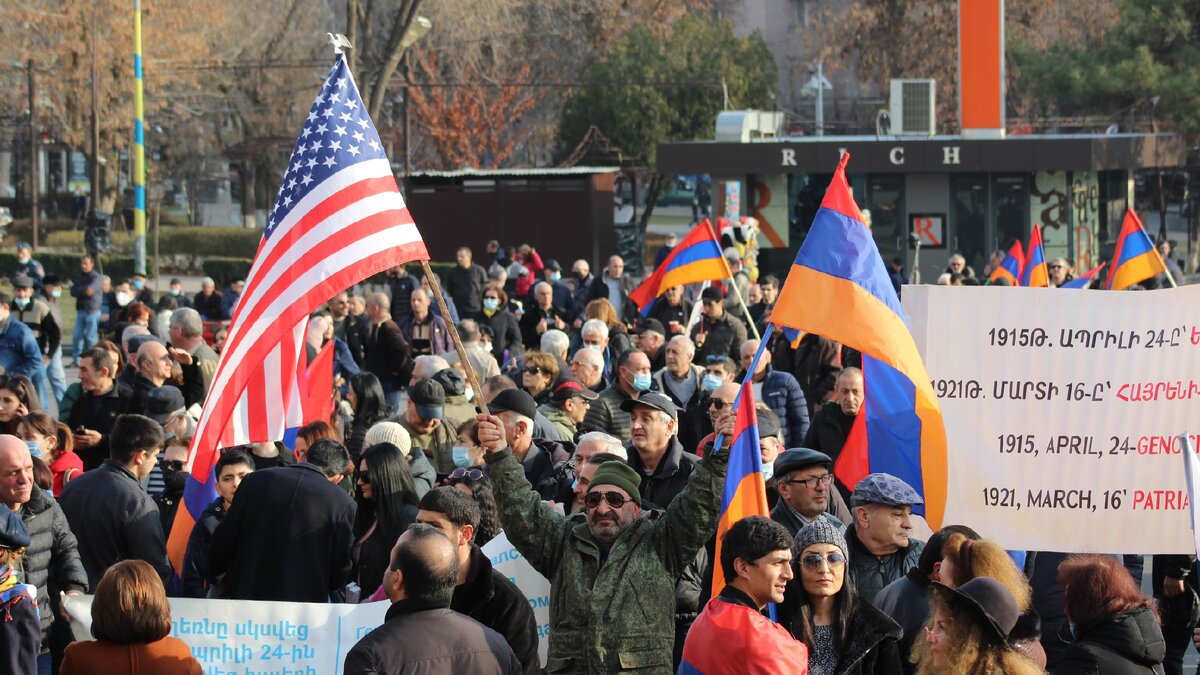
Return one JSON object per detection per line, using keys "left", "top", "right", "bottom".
{"left": 550, "top": 272, "right": 562, "bottom": 283}
{"left": 25, "top": 439, "right": 43, "bottom": 459}
{"left": 483, "top": 298, "right": 500, "bottom": 311}
{"left": 452, "top": 446, "right": 475, "bottom": 469}
{"left": 701, "top": 373, "right": 724, "bottom": 392}
{"left": 133, "top": 279, "right": 144, "bottom": 290}
{"left": 169, "top": 289, "right": 181, "bottom": 296}
{"left": 631, "top": 373, "right": 652, "bottom": 392}
{"left": 50, "top": 290, "right": 61, "bottom": 298}
{"left": 762, "top": 462, "right": 774, "bottom": 481}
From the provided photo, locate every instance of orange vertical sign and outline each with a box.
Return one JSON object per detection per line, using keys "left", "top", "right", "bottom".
{"left": 959, "top": 0, "right": 1004, "bottom": 135}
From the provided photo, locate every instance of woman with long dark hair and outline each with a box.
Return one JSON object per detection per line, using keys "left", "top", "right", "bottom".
{"left": 352, "top": 442, "right": 420, "bottom": 599}
{"left": 343, "top": 372, "right": 390, "bottom": 462}
{"left": 781, "top": 520, "right": 904, "bottom": 675}
{"left": 447, "top": 469, "right": 500, "bottom": 546}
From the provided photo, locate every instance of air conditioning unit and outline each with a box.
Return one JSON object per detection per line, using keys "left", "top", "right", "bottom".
{"left": 889, "top": 79, "right": 936, "bottom": 136}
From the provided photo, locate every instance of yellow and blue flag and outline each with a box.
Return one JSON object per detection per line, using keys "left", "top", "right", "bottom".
{"left": 1105, "top": 209, "right": 1166, "bottom": 290}
{"left": 629, "top": 219, "right": 731, "bottom": 315}
{"left": 710, "top": 381, "right": 770, "bottom": 598}
{"left": 1020, "top": 224, "right": 1048, "bottom": 287}
{"left": 768, "top": 153, "right": 947, "bottom": 530}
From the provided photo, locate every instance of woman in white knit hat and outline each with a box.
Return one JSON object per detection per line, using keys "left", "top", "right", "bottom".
{"left": 364, "top": 421, "right": 435, "bottom": 498}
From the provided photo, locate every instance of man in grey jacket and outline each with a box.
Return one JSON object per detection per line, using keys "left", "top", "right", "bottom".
{"left": 0, "top": 435, "right": 88, "bottom": 670}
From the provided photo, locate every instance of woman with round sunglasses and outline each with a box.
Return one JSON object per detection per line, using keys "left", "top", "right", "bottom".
{"left": 519, "top": 350, "right": 558, "bottom": 406}
{"left": 352, "top": 442, "right": 420, "bottom": 600}
{"left": 780, "top": 519, "right": 903, "bottom": 675}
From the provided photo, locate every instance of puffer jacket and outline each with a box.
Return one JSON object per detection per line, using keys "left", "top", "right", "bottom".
{"left": 486, "top": 444, "right": 727, "bottom": 674}
{"left": 756, "top": 366, "right": 811, "bottom": 446}
{"left": 845, "top": 523, "right": 924, "bottom": 607}
{"left": 19, "top": 484, "right": 88, "bottom": 644}
{"left": 1052, "top": 607, "right": 1166, "bottom": 675}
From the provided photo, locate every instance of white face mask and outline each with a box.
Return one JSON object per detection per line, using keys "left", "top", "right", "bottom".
{"left": 116, "top": 291, "right": 132, "bottom": 306}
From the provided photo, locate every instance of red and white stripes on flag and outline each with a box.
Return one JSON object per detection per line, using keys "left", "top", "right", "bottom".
{"left": 168, "top": 54, "right": 429, "bottom": 571}
{"left": 198, "top": 158, "right": 426, "bottom": 452}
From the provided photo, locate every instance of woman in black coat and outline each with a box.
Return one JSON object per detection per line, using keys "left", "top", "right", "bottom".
{"left": 1052, "top": 554, "right": 1167, "bottom": 675}
{"left": 780, "top": 520, "right": 904, "bottom": 675}
{"left": 483, "top": 287, "right": 522, "bottom": 371}
{"left": 351, "top": 443, "right": 419, "bottom": 599}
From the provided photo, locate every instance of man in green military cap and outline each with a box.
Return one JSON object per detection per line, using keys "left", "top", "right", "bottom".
{"left": 476, "top": 407, "right": 732, "bottom": 674}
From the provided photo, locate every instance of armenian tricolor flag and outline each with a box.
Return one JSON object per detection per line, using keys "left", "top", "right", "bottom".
{"left": 710, "top": 381, "right": 770, "bottom": 597}
{"left": 1020, "top": 224, "right": 1048, "bottom": 287}
{"left": 629, "top": 219, "right": 731, "bottom": 315}
{"left": 1062, "top": 262, "right": 1106, "bottom": 289}
{"left": 1105, "top": 209, "right": 1167, "bottom": 290}
{"left": 988, "top": 240, "right": 1024, "bottom": 285}
{"left": 769, "top": 153, "right": 947, "bottom": 528}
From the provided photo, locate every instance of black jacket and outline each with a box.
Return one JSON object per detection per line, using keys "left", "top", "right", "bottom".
{"left": 626, "top": 435, "right": 699, "bottom": 510}
{"left": 362, "top": 318, "right": 413, "bottom": 391}
{"left": 446, "top": 264, "right": 489, "bottom": 316}
{"left": 780, "top": 592, "right": 905, "bottom": 675}
{"left": 182, "top": 497, "right": 225, "bottom": 598}
{"left": 804, "top": 401, "right": 857, "bottom": 502}
{"left": 59, "top": 459, "right": 171, "bottom": 590}
{"left": 521, "top": 437, "right": 572, "bottom": 500}
{"left": 192, "top": 290, "right": 223, "bottom": 321}
{"left": 1053, "top": 607, "right": 1167, "bottom": 675}
{"left": 452, "top": 545, "right": 540, "bottom": 675}
{"left": 488, "top": 309, "right": 523, "bottom": 368}
{"left": 354, "top": 503, "right": 419, "bottom": 598}
{"left": 209, "top": 463, "right": 356, "bottom": 602}
{"left": 65, "top": 381, "right": 132, "bottom": 470}
{"left": 872, "top": 568, "right": 931, "bottom": 672}
{"left": 519, "top": 304, "right": 570, "bottom": 349}
{"left": 689, "top": 311, "right": 748, "bottom": 364}
{"left": 845, "top": 523, "right": 925, "bottom": 608}
{"left": 19, "top": 484, "right": 88, "bottom": 644}
{"left": 343, "top": 598, "right": 522, "bottom": 675}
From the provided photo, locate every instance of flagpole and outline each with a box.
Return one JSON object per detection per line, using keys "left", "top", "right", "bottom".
{"left": 420, "top": 261, "right": 490, "bottom": 415}
{"left": 725, "top": 274, "right": 762, "bottom": 341}
{"left": 709, "top": 324, "right": 775, "bottom": 453}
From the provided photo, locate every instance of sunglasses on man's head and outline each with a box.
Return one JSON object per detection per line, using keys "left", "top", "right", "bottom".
{"left": 584, "top": 490, "right": 630, "bottom": 510}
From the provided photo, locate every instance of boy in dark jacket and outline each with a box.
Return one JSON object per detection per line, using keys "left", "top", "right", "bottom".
{"left": 183, "top": 450, "right": 254, "bottom": 598}
{"left": 417, "top": 487, "right": 539, "bottom": 674}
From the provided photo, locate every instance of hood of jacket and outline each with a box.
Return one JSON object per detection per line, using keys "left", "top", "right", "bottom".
{"left": 1075, "top": 607, "right": 1166, "bottom": 666}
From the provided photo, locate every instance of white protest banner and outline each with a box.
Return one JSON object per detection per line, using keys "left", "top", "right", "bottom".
{"left": 903, "top": 284, "right": 1200, "bottom": 553}
{"left": 482, "top": 530, "right": 551, "bottom": 666}
{"left": 64, "top": 594, "right": 387, "bottom": 675}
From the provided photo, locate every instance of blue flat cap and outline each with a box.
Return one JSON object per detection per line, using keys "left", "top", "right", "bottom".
{"left": 851, "top": 472, "right": 923, "bottom": 507}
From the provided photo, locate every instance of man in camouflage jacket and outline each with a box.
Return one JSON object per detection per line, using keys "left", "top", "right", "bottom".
{"left": 478, "top": 410, "right": 730, "bottom": 674}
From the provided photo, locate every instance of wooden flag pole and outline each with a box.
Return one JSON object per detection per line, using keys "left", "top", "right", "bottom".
{"left": 725, "top": 274, "right": 762, "bottom": 341}
{"left": 420, "top": 261, "right": 489, "bottom": 415}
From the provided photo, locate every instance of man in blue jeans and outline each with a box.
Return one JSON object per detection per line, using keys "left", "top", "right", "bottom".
{"left": 70, "top": 255, "right": 103, "bottom": 365}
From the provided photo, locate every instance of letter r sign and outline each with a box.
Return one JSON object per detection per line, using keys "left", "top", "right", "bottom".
{"left": 909, "top": 213, "right": 945, "bottom": 248}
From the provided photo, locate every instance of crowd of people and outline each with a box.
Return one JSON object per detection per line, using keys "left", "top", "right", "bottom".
{"left": 0, "top": 237, "right": 1193, "bottom": 674}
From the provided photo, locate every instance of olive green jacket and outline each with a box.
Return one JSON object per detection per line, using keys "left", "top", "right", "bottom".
{"left": 485, "top": 445, "right": 728, "bottom": 674}
{"left": 537, "top": 403, "right": 577, "bottom": 443}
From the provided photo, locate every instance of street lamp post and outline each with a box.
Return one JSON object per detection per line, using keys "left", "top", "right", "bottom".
{"left": 28, "top": 59, "right": 38, "bottom": 251}
{"left": 399, "top": 16, "right": 431, "bottom": 178}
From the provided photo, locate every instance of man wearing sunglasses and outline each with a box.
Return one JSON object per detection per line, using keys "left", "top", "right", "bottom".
{"left": 475, "top": 400, "right": 731, "bottom": 674}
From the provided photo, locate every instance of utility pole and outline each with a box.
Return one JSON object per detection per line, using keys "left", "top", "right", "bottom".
{"left": 90, "top": 6, "right": 101, "bottom": 216}
{"left": 28, "top": 59, "right": 38, "bottom": 250}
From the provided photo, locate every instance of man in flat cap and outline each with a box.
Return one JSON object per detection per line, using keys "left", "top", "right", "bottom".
{"left": 770, "top": 447, "right": 852, "bottom": 537}
{"left": 845, "top": 472, "right": 926, "bottom": 606}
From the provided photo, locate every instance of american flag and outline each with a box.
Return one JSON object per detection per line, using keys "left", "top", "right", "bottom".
{"left": 167, "top": 54, "right": 429, "bottom": 570}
